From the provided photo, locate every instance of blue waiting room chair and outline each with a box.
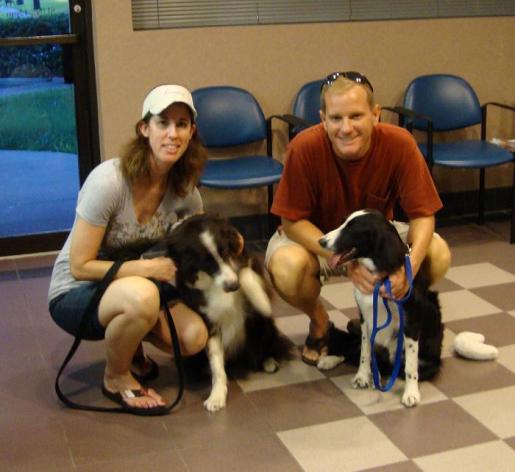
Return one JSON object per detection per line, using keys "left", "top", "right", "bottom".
{"left": 192, "top": 86, "right": 284, "bottom": 234}
{"left": 280, "top": 79, "right": 324, "bottom": 140}
{"left": 389, "top": 74, "right": 514, "bottom": 243}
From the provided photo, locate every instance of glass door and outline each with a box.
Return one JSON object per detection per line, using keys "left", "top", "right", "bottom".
{"left": 0, "top": 0, "right": 99, "bottom": 255}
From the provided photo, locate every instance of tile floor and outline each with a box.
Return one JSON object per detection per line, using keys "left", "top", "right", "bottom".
{"left": 1, "top": 220, "right": 514, "bottom": 471}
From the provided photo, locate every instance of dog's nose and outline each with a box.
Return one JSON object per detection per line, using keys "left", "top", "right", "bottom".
{"left": 223, "top": 280, "right": 240, "bottom": 292}
{"left": 319, "top": 237, "right": 327, "bottom": 248}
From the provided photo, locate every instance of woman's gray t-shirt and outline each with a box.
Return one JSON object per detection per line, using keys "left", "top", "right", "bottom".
{"left": 48, "top": 158, "right": 203, "bottom": 303}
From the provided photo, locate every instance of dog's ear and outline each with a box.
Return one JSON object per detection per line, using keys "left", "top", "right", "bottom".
{"left": 373, "top": 222, "right": 406, "bottom": 272}
{"left": 222, "top": 223, "right": 242, "bottom": 257}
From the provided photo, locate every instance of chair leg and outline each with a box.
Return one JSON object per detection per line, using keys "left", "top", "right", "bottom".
{"left": 267, "top": 184, "right": 274, "bottom": 238}
{"left": 478, "top": 168, "right": 485, "bottom": 225}
{"left": 511, "top": 163, "right": 515, "bottom": 244}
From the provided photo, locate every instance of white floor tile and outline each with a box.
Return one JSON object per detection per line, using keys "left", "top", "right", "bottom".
{"left": 414, "top": 440, "right": 515, "bottom": 471}
{"left": 236, "top": 358, "right": 325, "bottom": 392}
{"left": 331, "top": 374, "right": 448, "bottom": 415}
{"left": 277, "top": 416, "right": 406, "bottom": 472}
{"left": 274, "top": 314, "right": 310, "bottom": 346}
{"left": 497, "top": 345, "right": 515, "bottom": 374}
{"left": 454, "top": 385, "right": 515, "bottom": 439}
{"left": 445, "top": 263, "right": 515, "bottom": 289}
{"left": 321, "top": 281, "right": 356, "bottom": 309}
{"left": 439, "top": 290, "right": 501, "bottom": 322}
{"left": 275, "top": 310, "right": 351, "bottom": 346}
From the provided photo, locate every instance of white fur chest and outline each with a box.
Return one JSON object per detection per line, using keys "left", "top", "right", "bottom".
{"left": 354, "top": 257, "right": 400, "bottom": 358}
{"left": 201, "top": 284, "right": 246, "bottom": 355}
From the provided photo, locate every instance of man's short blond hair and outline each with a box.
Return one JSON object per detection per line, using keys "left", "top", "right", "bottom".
{"left": 320, "top": 76, "right": 375, "bottom": 112}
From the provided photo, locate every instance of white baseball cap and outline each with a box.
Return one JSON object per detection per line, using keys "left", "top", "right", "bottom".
{"left": 141, "top": 84, "right": 197, "bottom": 119}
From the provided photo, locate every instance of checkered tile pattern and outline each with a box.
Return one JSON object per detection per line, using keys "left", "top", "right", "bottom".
{"left": 1, "top": 221, "right": 514, "bottom": 471}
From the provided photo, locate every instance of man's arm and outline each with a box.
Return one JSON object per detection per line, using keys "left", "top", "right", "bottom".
{"left": 381, "top": 215, "right": 435, "bottom": 299}
{"left": 406, "top": 215, "right": 435, "bottom": 276}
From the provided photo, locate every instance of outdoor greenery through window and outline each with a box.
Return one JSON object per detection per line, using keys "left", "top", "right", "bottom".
{"left": 132, "top": 0, "right": 515, "bottom": 30}
{"left": 0, "top": 0, "right": 76, "bottom": 153}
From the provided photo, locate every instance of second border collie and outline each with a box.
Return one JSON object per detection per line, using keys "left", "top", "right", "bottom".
{"left": 166, "top": 214, "right": 292, "bottom": 412}
{"left": 319, "top": 210, "right": 444, "bottom": 407}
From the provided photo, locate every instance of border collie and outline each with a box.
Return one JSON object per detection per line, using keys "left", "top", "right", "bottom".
{"left": 319, "top": 210, "right": 443, "bottom": 407}
{"left": 166, "top": 214, "right": 292, "bottom": 412}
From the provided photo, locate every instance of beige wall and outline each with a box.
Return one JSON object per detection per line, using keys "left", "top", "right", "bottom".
{"left": 91, "top": 0, "right": 515, "bottom": 216}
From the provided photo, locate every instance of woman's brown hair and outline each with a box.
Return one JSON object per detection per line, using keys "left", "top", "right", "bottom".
{"left": 119, "top": 111, "right": 207, "bottom": 198}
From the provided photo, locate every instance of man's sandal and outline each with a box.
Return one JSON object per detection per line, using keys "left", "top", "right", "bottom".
{"left": 301, "top": 322, "right": 335, "bottom": 366}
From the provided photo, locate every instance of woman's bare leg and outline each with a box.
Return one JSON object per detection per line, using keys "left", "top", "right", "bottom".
{"left": 98, "top": 276, "right": 165, "bottom": 408}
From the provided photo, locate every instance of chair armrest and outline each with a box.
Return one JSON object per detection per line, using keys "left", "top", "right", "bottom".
{"left": 266, "top": 114, "right": 308, "bottom": 156}
{"left": 280, "top": 114, "right": 312, "bottom": 129}
{"left": 483, "top": 102, "right": 515, "bottom": 113}
{"left": 267, "top": 114, "right": 312, "bottom": 142}
{"left": 481, "top": 102, "right": 515, "bottom": 140}
{"left": 382, "top": 106, "right": 433, "bottom": 131}
{"left": 382, "top": 106, "right": 434, "bottom": 167}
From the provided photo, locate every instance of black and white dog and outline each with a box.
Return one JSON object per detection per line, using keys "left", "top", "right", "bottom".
{"left": 166, "top": 214, "right": 292, "bottom": 412}
{"left": 319, "top": 210, "right": 443, "bottom": 407}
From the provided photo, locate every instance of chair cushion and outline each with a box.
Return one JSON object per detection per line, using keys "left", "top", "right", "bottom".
{"left": 200, "top": 156, "right": 283, "bottom": 189}
{"left": 418, "top": 140, "right": 514, "bottom": 168}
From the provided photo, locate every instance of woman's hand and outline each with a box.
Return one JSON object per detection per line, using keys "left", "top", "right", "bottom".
{"left": 139, "top": 257, "right": 177, "bottom": 283}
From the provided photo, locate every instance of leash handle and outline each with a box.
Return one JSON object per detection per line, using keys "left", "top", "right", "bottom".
{"left": 370, "top": 255, "right": 412, "bottom": 392}
{"left": 55, "top": 262, "right": 184, "bottom": 414}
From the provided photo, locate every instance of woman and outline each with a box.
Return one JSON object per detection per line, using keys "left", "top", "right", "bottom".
{"left": 48, "top": 84, "right": 208, "bottom": 415}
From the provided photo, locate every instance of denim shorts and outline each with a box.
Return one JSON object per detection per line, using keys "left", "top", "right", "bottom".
{"left": 49, "top": 281, "right": 181, "bottom": 341}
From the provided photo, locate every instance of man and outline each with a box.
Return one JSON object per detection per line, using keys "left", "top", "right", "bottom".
{"left": 265, "top": 71, "right": 451, "bottom": 366}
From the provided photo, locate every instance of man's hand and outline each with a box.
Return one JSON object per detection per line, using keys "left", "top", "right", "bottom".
{"left": 347, "top": 261, "right": 409, "bottom": 299}
{"left": 379, "top": 265, "right": 409, "bottom": 300}
{"left": 346, "top": 261, "right": 382, "bottom": 294}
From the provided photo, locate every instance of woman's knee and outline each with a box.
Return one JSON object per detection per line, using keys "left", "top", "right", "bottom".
{"left": 102, "top": 277, "right": 161, "bottom": 327}
{"left": 181, "top": 318, "right": 208, "bottom": 356}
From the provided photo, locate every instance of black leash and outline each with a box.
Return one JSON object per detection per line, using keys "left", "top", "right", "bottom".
{"left": 54, "top": 260, "right": 184, "bottom": 414}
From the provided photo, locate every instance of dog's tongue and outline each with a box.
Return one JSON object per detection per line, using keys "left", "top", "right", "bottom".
{"left": 327, "top": 253, "right": 342, "bottom": 270}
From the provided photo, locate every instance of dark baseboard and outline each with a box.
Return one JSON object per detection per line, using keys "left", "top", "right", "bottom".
{"left": 437, "top": 186, "right": 512, "bottom": 223}
{"left": 0, "top": 232, "right": 69, "bottom": 257}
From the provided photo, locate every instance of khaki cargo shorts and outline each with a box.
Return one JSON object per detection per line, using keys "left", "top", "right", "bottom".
{"left": 264, "top": 221, "right": 410, "bottom": 283}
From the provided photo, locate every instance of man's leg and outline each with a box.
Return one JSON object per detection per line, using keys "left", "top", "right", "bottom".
{"left": 425, "top": 234, "right": 452, "bottom": 285}
{"left": 267, "top": 243, "right": 330, "bottom": 364}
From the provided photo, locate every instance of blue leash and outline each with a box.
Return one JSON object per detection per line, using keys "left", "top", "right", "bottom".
{"left": 370, "top": 255, "right": 413, "bottom": 392}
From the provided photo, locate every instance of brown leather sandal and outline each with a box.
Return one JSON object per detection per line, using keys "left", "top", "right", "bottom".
{"left": 301, "top": 322, "right": 334, "bottom": 366}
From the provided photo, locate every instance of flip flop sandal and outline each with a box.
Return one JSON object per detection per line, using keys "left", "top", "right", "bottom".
{"left": 101, "top": 385, "right": 168, "bottom": 416}
{"left": 301, "top": 321, "right": 334, "bottom": 366}
{"left": 130, "top": 355, "right": 159, "bottom": 382}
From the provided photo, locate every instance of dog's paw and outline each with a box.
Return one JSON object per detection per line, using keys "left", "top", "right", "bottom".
{"left": 401, "top": 388, "right": 421, "bottom": 408}
{"left": 239, "top": 267, "right": 272, "bottom": 316}
{"left": 352, "top": 372, "right": 371, "bottom": 389}
{"left": 263, "top": 357, "right": 279, "bottom": 373}
{"left": 317, "top": 355, "right": 344, "bottom": 371}
{"left": 203, "top": 386, "right": 228, "bottom": 412}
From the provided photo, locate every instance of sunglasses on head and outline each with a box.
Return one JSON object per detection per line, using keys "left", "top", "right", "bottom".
{"left": 322, "top": 71, "right": 374, "bottom": 92}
